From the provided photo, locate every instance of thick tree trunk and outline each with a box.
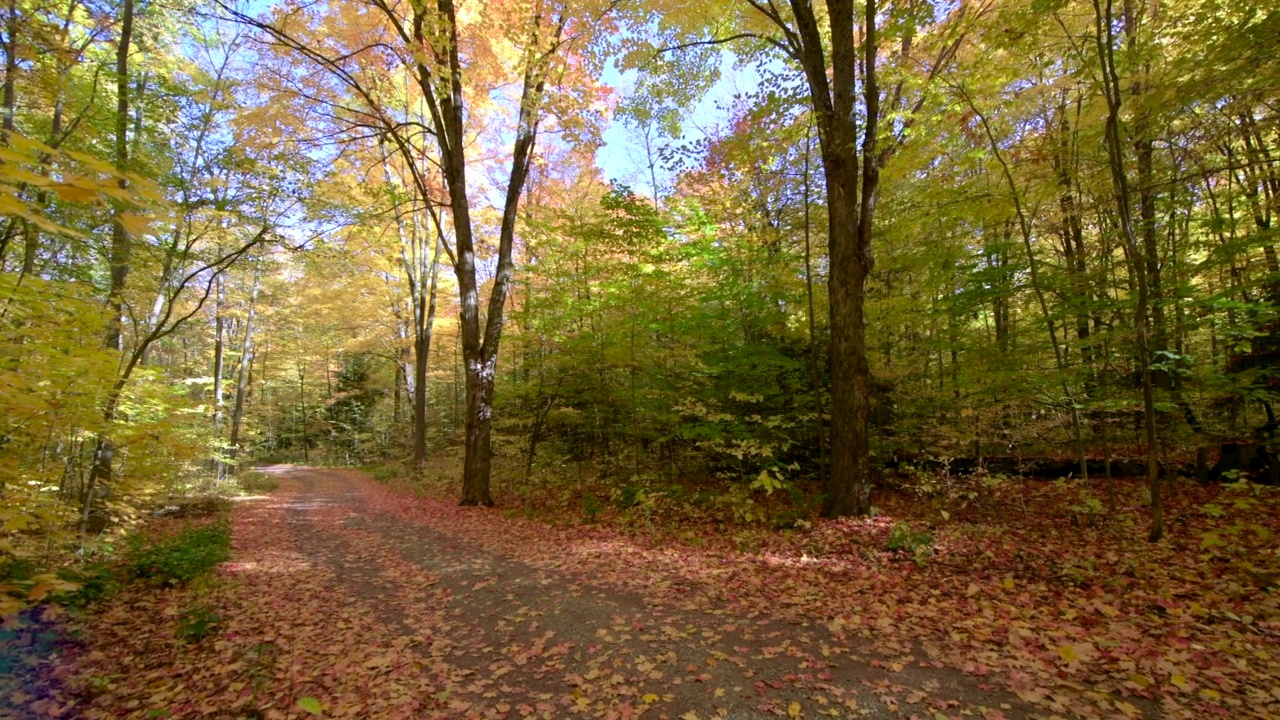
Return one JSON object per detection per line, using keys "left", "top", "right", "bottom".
{"left": 460, "top": 351, "right": 496, "bottom": 505}
{"left": 818, "top": 0, "right": 878, "bottom": 517}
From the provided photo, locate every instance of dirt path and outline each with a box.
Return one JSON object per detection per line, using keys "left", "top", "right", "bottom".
{"left": 56, "top": 467, "right": 1041, "bottom": 719}
{"left": 266, "top": 466, "right": 1031, "bottom": 719}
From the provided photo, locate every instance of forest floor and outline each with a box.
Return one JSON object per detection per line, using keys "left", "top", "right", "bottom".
{"left": 7, "top": 465, "right": 1280, "bottom": 719}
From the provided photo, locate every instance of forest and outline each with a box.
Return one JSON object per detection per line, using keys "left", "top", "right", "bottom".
{"left": 2, "top": 0, "right": 1280, "bottom": 718}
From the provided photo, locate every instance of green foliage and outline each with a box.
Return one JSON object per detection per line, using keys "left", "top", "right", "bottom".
{"left": 236, "top": 471, "right": 280, "bottom": 495}
{"left": 581, "top": 491, "right": 604, "bottom": 521}
{"left": 717, "top": 484, "right": 767, "bottom": 525}
{"left": 127, "top": 521, "right": 231, "bottom": 586}
{"left": 1063, "top": 482, "right": 1107, "bottom": 527}
{"left": 176, "top": 603, "right": 222, "bottom": 643}
{"left": 58, "top": 563, "right": 119, "bottom": 609}
{"left": 886, "top": 522, "right": 934, "bottom": 564}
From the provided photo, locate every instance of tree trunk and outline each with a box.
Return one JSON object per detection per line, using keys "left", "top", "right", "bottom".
{"left": 412, "top": 236, "right": 442, "bottom": 465}
{"left": 460, "top": 351, "right": 496, "bottom": 505}
{"left": 802, "top": 124, "right": 827, "bottom": 487}
{"left": 824, "top": 0, "right": 880, "bottom": 517}
{"left": 228, "top": 267, "right": 261, "bottom": 470}
{"left": 83, "top": 0, "right": 135, "bottom": 527}
{"left": 1093, "top": 0, "right": 1162, "bottom": 542}
{"left": 105, "top": 0, "right": 134, "bottom": 352}
{"left": 402, "top": 0, "right": 555, "bottom": 505}
{"left": 212, "top": 273, "right": 226, "bottom": 478}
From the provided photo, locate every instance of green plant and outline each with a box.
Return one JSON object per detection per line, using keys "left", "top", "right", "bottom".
{"left": 581, "top": 491, "right": 603, "bottom": 522}
{"left": 236, "top": 471, "right": 279, "bottom": 494}
{"left": 177, "top": 604, "right": 221, "bottom": 643}
{"left": 612, "top": 482, "right": 646, "bottom": 510}
{"left": 59, "top": 562, "right": 118, "bottom": 608}
{"left": 128, "top": 522, "right": 231, "bottom": 586}
{"left": 1062, "top": 480, "right": 1106, "bottom": 527}
{"left": 886, "top": 522, "right": 933, "bottom": 564}
{"left": 718, "top": 484, "right": 766, "bottom": 524}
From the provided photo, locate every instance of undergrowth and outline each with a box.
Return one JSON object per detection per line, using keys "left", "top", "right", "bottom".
{"left": 1, "top": 500, "right": 235, "bottom": 715}
{"left": 126, "top": 517, "right": 231, "bottom": 586}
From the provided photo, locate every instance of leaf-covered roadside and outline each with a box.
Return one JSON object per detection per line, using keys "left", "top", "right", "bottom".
{"left": 37, "top": 494, "right": 441, "bottom": 719}
{"left": 1, "top": 503, "right": 233, "bottom": 716}
{"left": 357, "top": 474, "right": 1280, "bottom": 719}
{"left": 18, "top": 467, "right": 1278, "bottom": 720}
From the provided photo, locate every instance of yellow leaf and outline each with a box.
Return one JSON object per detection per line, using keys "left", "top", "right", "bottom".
{"left": 118, "top": 213, "right": 152, "bottom": 237}
{"left": 641, "top": 694, "right": 658, "bottom": 704}
{"left": 1171, "top": 674, "right": 1190, "bottom": 691}
{"left": 50, "top": 183, "right": 99, "bottom": 203}
{"left": 1114, "top": 700, "right": 1141, "bottom": 717}
{"left": 1057, "top": 644, "right": 1079, "bottom": 662}
{"left": 788, "top": 700, "right": 802, "bottom": 718}
{"left": 26, "top": 581, "right": 56, "bottom": 601}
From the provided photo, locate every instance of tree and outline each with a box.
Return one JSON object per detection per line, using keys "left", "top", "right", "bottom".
{"left": 632, "top": 0, "right": 972, "bottom": 515}
{"left": 226, "top": 0, "right": 613, "bottom": 505}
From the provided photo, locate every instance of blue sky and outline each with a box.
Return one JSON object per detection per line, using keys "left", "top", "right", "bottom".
{"left": 593, "top": 51, "right": 764, "bottom": 197}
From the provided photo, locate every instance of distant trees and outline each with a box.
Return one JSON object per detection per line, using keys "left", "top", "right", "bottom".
{"left": 0, "top": 0, "right": 289, "bottom": 542}
{"left": 3, "top": 0, "right": 1278, "bottom": 554}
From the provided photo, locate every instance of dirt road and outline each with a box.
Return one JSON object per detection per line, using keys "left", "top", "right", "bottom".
{"left": 58, "top": 466, "right": 1031, "bottom": 719}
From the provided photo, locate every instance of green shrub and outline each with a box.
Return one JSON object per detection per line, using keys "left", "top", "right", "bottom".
{"left": 237, "top": 471, "right": 279, "bottom": 494}
{"left": 886, "top": 522, "right": 933, "bottom": 563}
{"left": 582, "top": 491, "right": 603, "bottom": 521}
{"left": 59, "top": 562, "right": 118, "bottom": 608}
{"left": 612, "top": 482, "right": 645, "bottom": 510}
{"left": 127, "top": 522, "right": 230, "bottom": 586}
{"left": 176, "top": 604, "right": 221, "bottom": 643}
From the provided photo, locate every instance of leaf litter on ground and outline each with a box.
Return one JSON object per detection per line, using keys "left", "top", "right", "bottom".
{"left": 13, "top": 466, "right": 1279, "bottom": 719}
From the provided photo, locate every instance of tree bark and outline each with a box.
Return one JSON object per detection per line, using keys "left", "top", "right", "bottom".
{"left": 413, "top": 236, "right": 442, "bottom": 465}
{"left": 802, "top": 124, "right": 827, "bottom": 487}
{"left": 212, "top": 273, "right": 227, "bottom": 478}
{"left": 83, "top": 0, "right": 136, "bottom": 528}
{"left": 400, "top": 0, "right": 559, "bottom": 506}
{"left": 105, "top": 0, "right": 134, "bottom": 352}
{"left": 1, "top": 0, "right": 16, "bottom": 138}
{"left": 823, "top": 0, "right": 878, "bottom": 517}
{"left": 228, "top": 267, "right": 261, "bottom": 470}
{"left": 1093, "top": 0, "right": 1162, "bottom": 542}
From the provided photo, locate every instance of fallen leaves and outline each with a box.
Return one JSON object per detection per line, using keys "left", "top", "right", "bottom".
{"left": 350, "top": 469, "right": 1280, "bottom": 719}
{"left": 29, "top": 467, "right": 1280, "bottom": 720}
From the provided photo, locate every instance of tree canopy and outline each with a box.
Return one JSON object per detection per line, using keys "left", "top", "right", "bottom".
{"left": 2, "top": 0, "right": 1280, "bottom": 558}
